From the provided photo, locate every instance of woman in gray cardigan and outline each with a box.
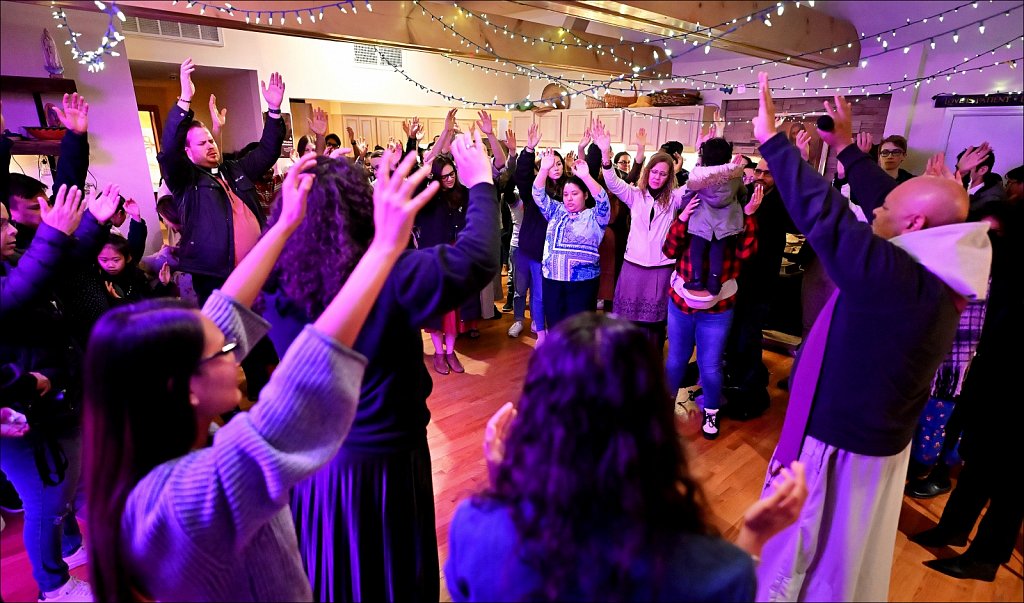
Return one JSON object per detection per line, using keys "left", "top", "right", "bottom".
{"left": 81, "top": 150, "right": 437, "bottom": 602}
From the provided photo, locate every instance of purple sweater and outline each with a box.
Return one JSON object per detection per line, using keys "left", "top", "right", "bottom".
{"left": 122, "top": 291, "right": 367, "bottom": 601}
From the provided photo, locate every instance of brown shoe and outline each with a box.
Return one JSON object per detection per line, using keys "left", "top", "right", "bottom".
{"left": 432, "top": 353, "right": 450, "bottom": 375}
{"left": 446, "top": 352, "right": 465, "bottom": 373}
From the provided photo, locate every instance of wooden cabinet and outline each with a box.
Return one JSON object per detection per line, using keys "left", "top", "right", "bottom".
{"left": 660, "top": 106, "right": 704, "bottom": 152}
{"left": 375, "top": 117, "right": 406, "bottom": 145}
{"left": 561, "top": 109, "right": 591, "bottom": 145}
{"left": 343, "top": 115, "right": 377, "bottom": 147}
{"left": 624, "top": 108, "right": 662, "bottom": 152}
{"left": 590, "top": 109, "right": 625, "bottom": 144}
{"left": 510, "top": 113, "right": 534, "bottom": 146}
{"left": 535, "top": 112, "right": 562, "bottom": 148}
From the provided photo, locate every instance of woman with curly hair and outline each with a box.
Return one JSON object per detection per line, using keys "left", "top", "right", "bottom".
{"left": 445, "top": 313, "right": 807, "bottom": 601}
{"left": 262, "top": 132, "right": 500, "bottom": 602}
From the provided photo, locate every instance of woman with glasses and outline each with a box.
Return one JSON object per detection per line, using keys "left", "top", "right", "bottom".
{"left": 82, "top": 151, "right": 438, "bottom": 601}
{"left": 413, "top": 156, "right": 480, "bottom": 373}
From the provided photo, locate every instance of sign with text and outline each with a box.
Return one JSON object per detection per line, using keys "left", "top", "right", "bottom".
{"left": 933, "top": 93, "right": 1024, "bottom": 108}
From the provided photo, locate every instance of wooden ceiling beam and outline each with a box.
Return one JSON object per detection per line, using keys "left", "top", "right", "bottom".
{"left": 35, "top": 0, "right": 672, "bottom": 78}
{"left": 497, "top": 1, "right": 861, "bottom": 70}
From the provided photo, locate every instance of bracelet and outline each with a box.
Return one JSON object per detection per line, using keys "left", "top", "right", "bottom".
{"left": 177, "top": 98, "right": 192, "bottom": 104}
{"left": 525, "top": 146, "right": 535, "bottom": 154}
{"left": 602, "top": 162, "right": 612, "bottom": 169}
{"left": 267, "top": 108, "right": 282, "bottom": 115}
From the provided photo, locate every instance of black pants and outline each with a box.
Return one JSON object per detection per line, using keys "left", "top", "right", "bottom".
{"left": 542, "top": 277, "right": 599, "bottom": 330}
{"left": 937, "top": 460, "right": 1024, "bottom": 563}
{"left": 725, "top": 292, "right": 771, "bottom": 393}
{"left": 689, "top": 234, "right": 729, "bottom": 291}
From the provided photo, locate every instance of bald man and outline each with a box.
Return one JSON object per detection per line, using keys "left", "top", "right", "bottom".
{"left": 749, "top": 73, "right": 992, "bottom": 602}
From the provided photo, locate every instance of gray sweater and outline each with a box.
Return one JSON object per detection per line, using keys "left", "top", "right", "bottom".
{"left": 122, "top": 291, "right": 367, "bottom": 601}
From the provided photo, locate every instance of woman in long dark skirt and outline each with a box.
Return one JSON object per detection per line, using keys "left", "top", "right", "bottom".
{"left": 262, "top": 134, "right": 500, "bottom": 602}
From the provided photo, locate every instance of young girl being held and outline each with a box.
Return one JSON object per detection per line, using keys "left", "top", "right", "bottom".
{"left": 683, "top": 138, "right": 748, "bottom": 297}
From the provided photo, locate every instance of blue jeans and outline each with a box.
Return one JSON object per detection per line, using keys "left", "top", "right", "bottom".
{"left": 510, "top": 246, "right": 528, "bottom": 323}
{"left": 0, "top": 427, "right": 83, "bottom": 592}
{"left": 523, "top": 256, "right": 546, "bottom": 332}
{"left": 666, "top": 304, "right": 734, "bottom": 410}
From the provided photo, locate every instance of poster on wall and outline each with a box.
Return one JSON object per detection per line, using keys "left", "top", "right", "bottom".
{"left": 263, "top": 111, "right": 294, "bottom": 158}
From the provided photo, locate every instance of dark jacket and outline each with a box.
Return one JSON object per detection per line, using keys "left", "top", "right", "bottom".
{"left": 2, "top": 130, "right": 90, "bottom": 261}
{"left": 967, "top": 173, "right": 1005, "bottom": 221}
{"left": 740, "top": 183, "right": 797, "bottom": 296}
{"left": 158, "top": 105, "right": 284, "bottom": 278}
{"left": 762, "top": 133, "right": 988, "bottom": 456}
{"left": 513, "top": 149, "right": 551, "bottom": 262}
{"left": 263, "top": 183, "right": 501, "bottom": 453}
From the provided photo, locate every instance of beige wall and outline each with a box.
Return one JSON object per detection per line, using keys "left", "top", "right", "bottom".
{"left": 1, "top": 3, "right": 161, "bottom": 252}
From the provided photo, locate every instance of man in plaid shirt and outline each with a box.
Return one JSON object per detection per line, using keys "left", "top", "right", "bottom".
{"left": 663, "top": 194, "right": 759, "bottom": 439}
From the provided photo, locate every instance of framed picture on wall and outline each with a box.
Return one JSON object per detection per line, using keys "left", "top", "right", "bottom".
{"left": 264, "top": 111, "right": 294, "bottom": 158}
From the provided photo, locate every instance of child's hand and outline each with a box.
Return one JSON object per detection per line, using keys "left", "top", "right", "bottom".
{"left": 679, "top": 198, "right": 699, "bottom": 222}
{"left": 105, "top": 281, "right": 123, "bottom": 299}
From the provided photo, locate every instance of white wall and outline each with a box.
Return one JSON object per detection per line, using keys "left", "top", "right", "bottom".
{"left": 1, "top": 2, "right": 161, "bottom": 251}
{"left": 123, "top": 27, "right": 530, "bottom": 119}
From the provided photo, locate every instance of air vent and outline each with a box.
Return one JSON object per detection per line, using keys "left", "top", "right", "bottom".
{"left": 353, "top": 44, "right": 402, "bottom": 69}
{"left": 122, "top": 16, "right": 223, "bottom": 46}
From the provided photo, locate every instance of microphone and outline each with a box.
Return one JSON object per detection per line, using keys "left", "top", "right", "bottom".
{"left": 816, "top": 115, "right": 835, "bottom": 132}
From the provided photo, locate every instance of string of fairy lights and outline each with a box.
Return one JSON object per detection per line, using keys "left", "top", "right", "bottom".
{"left": 51, "top": 0, "right": 127, "bottom": 72}
{"left": 52, "top": 0, "right": 1022, "bottom": 126}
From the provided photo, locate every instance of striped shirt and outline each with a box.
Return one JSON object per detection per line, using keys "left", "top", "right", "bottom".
{"left": 532, "top": 184, "right": 610, "bottom": 281}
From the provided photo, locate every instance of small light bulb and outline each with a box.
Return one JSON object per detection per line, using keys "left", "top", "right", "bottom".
{"left": 930, "top": 38, "right": 935, "bottom": 50}
{"left": 953, "top": 31, "right": 959, "bottom": 43}
{"left": 979, "top": 22, "right": 985, "bottom": 34}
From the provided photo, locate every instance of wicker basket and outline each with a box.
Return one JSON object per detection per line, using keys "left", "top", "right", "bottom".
{"left": 650, "top": 90, "right": 702, "bottom": 106}
{"left": 585, "top": 96, "right": 606, "bottom": 109}
{"left": 603, "top": 93, "right": 639, "bottom": 108}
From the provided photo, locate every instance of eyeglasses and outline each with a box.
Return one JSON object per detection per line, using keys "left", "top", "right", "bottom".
{"left": 754, "top": 169, "right": 771, "bottom": 176}
{"left": 199, "top": 340, "right": 238, "bottom": 365}
{"left": 878, "top": 149, "right": 905, "bottom": 157}
{"left": 615, "top": 159, "right": 631, "bottom": 166}
{"left": 440, "top": 171, "right": 457, "bottom": 180}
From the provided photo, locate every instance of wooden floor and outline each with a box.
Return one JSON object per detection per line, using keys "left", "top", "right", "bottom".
{"left": 2, "top": 311, "right": 1021, "bottom": 602}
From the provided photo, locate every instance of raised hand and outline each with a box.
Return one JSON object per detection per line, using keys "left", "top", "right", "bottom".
{"left": 179, "top": 58, "right": 196, "bottom": 103}
{"left": 856, "top": 132, "right": 873, "bottom": 154}
{"left": 737, "top": 461, "right": 807, "bottom": 555}
{"left": 571, "top": 159, "right": 589, "bottom": 179}
{"left": 505, "top": 128, "right": 516, "bottom": 154}
{"left": 476, "top": 110, "right": 494, "bottom": 135}
{"left": 564, "top": 150, "right": 577, "bottom": 167}
{"left": 158, "top": 262, "right": 172, "bottom": 285}
{"left": 449, "top": 129, "right": 494, "bottom": 188}
{"left": 328, "top": 146, "right": 354, "bottom": 159}
{"left": 925, "top": 152, "right": 961, "bottom": 182}
{"left": 591, "top": 119, "right": 611, "bottom": 153}
{"left": 123, "top": 197, "right": 142, "bottom": 222}
{"left": 795, "top": 129, "right": 812, "bottom": 162}
{"left": 753, "top": 73, "right": 779, "bottom": 145}
{"left": 444, "top": 107, "right": 458, "bottom": 131}
{"left": 39, "top": 184, "right": 86, "bottom": 235}
{"left": 678, "top": 198, "right": 700, "bottom": 223}
{"left": 53, "top": 93, "right": 89, "bottom": 134}
{"left": 307, "top": 107, "right": 328, "bottom": 137}
{"left": 483, "top": 401, "right": 516, "bottom": 471}
{"left": 821, "top": 93, "right": 855, "bottom": 152}
{"left": 355, "top": 137, "right": 368, "bottom": 156}
{"left": 260, "top": 72, "right": 286, "bottom": 111}
{"left": 372, "top": 148, "right": 438, "bottom": 250}
{"left": 634, "top": 127, "right": 648, "bottom": 149}
{"left": 89, "top": 183, "right": 122, "bottom": 224}
{"left": 409, "top": 117, "right": 423, "bottom": 141}
{"left": 745, "top": 183, "right": 765, "bottom": 216}
{"left": 346, "top": 126, "right": 356, "bottom": 142}
{"left": 526, "top": 123, "right": 541, "bottom": 150}
{"left": 278, "top": 152, "right": 317, "bottom": 230}
{"left": 956, "top": 142, "right": 992, "bottom": 175}
{"left": 697, "top": 122, "right": 717, "bottom": 147}
{"left": 209, "top": 94, "right": 228, "bottom": 133}
{"left": 538, "top": 147, "right": 557, "bottom": 172}
{"left": 578, "top": 126, "right": 593, "bottom": 154}
{"left": 30, "top": 372, "right": 52, "bottom": 396}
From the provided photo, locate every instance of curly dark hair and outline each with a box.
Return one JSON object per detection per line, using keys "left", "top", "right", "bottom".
{"left": 481, "top": 313, "right": 711, "bottom": 601}
{"left": 267, "top": 156, "right": 375, "bottom": 318}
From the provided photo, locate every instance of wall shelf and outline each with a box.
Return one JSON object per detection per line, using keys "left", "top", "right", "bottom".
{"left": 10, "top": 140, "right": 62, "bottom": 156}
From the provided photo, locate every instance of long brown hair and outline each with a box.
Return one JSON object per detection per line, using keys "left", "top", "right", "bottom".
{"left": 84, "top": 299, "right": 206, "bottom": 601}
{"left": 481, "top": 313, "right": 711, "bottom": 600}
{"left": 638, "top": 151, "right": 678, "bottom": 211}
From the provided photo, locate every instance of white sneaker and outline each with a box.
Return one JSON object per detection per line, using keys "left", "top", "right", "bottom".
{"left": 38, "top": 576, "right": 93, "bottom": 602}
{"left": 63, "top": 544, "right": 88, "bottom": 570}
{"left": 702, "top": 409, "right": 720, "bottom": 440}
{"left": 507, "top": 321, "right": 524, "bottom": 338}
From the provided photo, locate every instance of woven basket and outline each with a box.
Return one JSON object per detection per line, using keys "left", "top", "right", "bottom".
{"left": 585, "top": 96, "right": 606, "bottom": 109}
{"left": 650, "top": 91, "right": 702, "bottom": 106}
{"left": 603, "top": 93, "right": 639, "bottom": 108}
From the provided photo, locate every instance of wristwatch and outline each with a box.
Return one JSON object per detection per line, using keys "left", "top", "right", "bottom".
{"left": 602, "top": 161, "right": 613, "bottom": 169}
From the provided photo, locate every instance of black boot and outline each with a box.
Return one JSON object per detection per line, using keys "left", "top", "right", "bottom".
{"left": 910, "top": 525, "right": 970, "bottom": 548}
{"left": 906, "top": 463, "right": 952, "bottom": 499}
{"left": 923, "top": 553, "right": 998, "bottom": 582}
